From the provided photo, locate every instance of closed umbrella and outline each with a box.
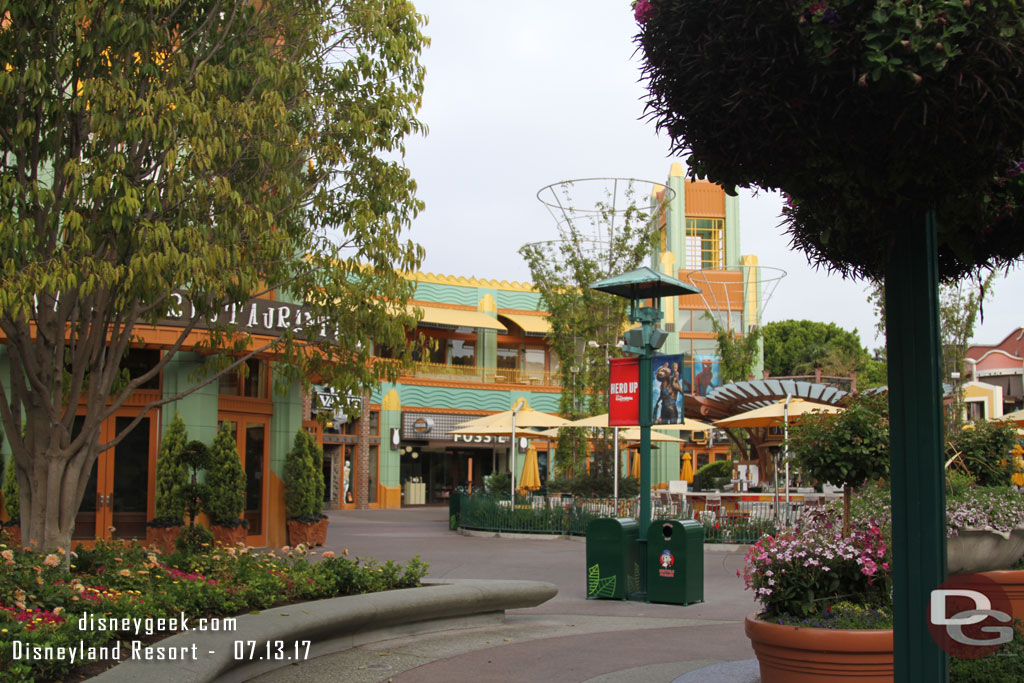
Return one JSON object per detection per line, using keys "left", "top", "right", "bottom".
{"left": 520, "top": 444, "right": 542, "bottom": 491}
{"left": 680, "top": 451, "right": 694, "bottom": 483}
{"left": 630, "top": 450, "right": 641, "bottom": 479}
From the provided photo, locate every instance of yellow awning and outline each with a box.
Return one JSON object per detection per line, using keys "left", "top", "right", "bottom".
{"left": 499, "top": 313, "right": 550, "bottom": 334}
{"left": 410, "top": 304, "right": 507, "bottom": 332}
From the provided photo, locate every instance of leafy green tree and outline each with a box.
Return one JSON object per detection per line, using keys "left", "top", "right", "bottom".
{"left": 520, "top": 180, "right": 662, "bottom": 476}
{"left": 284, "top": 429, "right": 326, "bottom": 521}
{"left": 869, "top": 270, "right": 996, "bottom": 431}
{"left": 710, "top": 317, "right": 762, "bottom": 384}
{"left": 205, "top": 423, "right": 247, "bottom": 528}
{"left": 762, "top": 320, "right": 870, "bottom": 379}
{"left": 152, "top": 414, "right": 188, "bottom": 525}
{"left": 787, "top": 391, "right": 890, "bottom": 535}
{"left": 0, "top": 0, "right": 427, "bottom": 551}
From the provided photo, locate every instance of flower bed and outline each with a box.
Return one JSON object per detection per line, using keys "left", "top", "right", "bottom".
{"left": 0, "top": 531, "right": 428, "bottom": 682}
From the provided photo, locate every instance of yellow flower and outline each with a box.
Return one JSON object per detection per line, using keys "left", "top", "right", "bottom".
{"left": 119, "top": 569, "right": 131, "bottom": 577}
{"left": 43, "top": 553, "right": 60, "bottom": 567}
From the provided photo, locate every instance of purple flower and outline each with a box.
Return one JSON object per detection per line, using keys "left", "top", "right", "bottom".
{"left": 633, "top": 0, "right": 654, "bottom": 24}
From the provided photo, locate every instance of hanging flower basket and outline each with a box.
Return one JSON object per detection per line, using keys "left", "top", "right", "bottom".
{"left": 635, "top": 0, "right": 1024, "bottom": 279}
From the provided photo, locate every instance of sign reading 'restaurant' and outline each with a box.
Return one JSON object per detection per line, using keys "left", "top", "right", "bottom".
{"left": 608, "top": 357, "right": 640, "bottom": 426}
{"left": 156, "top": 292, "right": 334, "bottom": 341}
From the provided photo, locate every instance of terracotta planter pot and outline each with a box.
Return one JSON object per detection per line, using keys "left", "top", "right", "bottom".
{"left": 287, "top": 519, "right": 328, "bottom": 547}
{"left": 145, "top": 525, "right": 182, "bottom": 555}
{"left": 745, "top": 614, "right": 894, "bottom": 683}
{"left": 211, "top": 524, "right": 248, "bottom": 547}
{"left": 977, "top": 570, "right": 1024, "bottom": 623}
{"left": 947, "top": 528, "right": 1024, "bottom": 574}
{"left": 3, "top": 524, "right": 21, "bottom": 548}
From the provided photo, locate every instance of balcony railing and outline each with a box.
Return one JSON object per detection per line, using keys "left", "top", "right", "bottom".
{"left": 402, "top": 361, "right": 556, "bottom": 387}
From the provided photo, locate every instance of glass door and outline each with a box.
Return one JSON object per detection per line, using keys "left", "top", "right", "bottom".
{"left": 72, "top": 413, "right": 156, "bottom": 542}
{"left": 219, "top": 415, "right": 269, "bottom": 545}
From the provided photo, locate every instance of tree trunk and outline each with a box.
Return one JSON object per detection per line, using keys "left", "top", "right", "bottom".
{"left": 20, "top": 445, "right": 96, "bottom": 553}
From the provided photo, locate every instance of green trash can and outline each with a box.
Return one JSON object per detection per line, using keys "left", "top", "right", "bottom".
{"left": 585, "top": 517, "right": 640, "bottom": 600}
{"left": 646, "top": 519, "right": 704, "bottom": 605}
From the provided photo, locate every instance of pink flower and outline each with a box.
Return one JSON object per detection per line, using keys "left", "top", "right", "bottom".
{"left": 43, "top": 554, "right": 60, "bottom": 567}
{"left": 633, "top": 0, "right": 654, "bottom": 24}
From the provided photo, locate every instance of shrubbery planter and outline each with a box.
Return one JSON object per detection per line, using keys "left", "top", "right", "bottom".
{"left": 286, "top": 518, "right": 328, "bottom": 547}
{"left": 145, "top": 525, "right": 182, "bottom": 555}
{"left": 211, "top": 523, "right": 247, "bottom": 547}
{"left": 947, "top": 528, "right": 1024, "bottom": 574}
{"left": 745, "top": 615, "right": 894, "bottom": 683}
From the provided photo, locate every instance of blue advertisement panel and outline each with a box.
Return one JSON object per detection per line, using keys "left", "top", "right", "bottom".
{"left": 652, "top": 354, "right": 687, "bottom": 425}
{"left": 693, "top": 354, "right": 720, "bottom": 397}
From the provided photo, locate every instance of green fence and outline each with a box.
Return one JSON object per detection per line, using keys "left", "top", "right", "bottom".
{"left": 452, "top": 492, "right": 803, "bottom": 544}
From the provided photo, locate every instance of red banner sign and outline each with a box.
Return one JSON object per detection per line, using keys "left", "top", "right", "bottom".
{"left": 608, "top": 357, "right": 640, "bottom": 426}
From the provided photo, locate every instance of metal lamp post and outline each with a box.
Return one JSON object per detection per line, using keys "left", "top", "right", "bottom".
{"left": 591, "top": 267, "right": 700, "bottom": 541}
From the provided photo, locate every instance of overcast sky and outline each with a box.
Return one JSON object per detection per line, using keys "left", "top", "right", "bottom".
{"left": 400, "top": 0, "right": 1022, "bottom": 352}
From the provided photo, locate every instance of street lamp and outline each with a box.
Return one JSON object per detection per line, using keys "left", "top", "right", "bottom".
{"left": 591, "top": 266, "right": 700, "bottom": 540}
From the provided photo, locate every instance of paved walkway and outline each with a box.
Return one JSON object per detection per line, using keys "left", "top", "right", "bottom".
{"left": 250, "top": 506, "right": 760, "bottom": 683}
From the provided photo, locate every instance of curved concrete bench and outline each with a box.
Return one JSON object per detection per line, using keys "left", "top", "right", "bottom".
{"left": 91, "top": 578, "right": 557, "bottom": 683}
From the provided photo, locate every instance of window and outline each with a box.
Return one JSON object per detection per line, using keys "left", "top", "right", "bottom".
{"left": 685, "top": 217, "right": 725, "bottom": 269}
{"left": 219, "top": 358, "right": 268, "bottom": 398}
{"left": 450, "top": 339, "right": 475, "bottom": 367}
{"left": 121, "top": 348, "right": 161, "bottom": 390}
{"left": 523, "top": 348, "right": 546, "bottom": 378}
{"left": 497, "top": 345, "right": 519, "bottom": 370}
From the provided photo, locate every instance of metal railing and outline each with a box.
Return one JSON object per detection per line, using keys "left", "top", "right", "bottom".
{"left": 452, "top": 492, "right": 816, "bottom": 544}
{"left": 403, "top": 362, "right": 555, "bottom": 386}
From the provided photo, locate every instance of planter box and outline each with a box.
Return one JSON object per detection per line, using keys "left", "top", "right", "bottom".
{"left": 977, "top": 570, "right": 1024, "bottom": 623}
{"left": 947, "top": 528, "right": 1024, "bottom": 574}
{"left": 211, "top": 524, "right": 248, "bottom": 547}
{"left": 3, "top": 524, "right": 21, "bottom": 548}
{"left": 745, "top": 614, "right": 893, "bottom": 683}
{"left": 287, "top": 518, "right": 328, "bottom": 547}
{"left": 145, "top": 525, "right": 182, "bottom": 555}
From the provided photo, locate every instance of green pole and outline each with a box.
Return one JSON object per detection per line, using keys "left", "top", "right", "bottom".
{"left": 638, "top": 350, "right": 652, "bottom": 539}
{"left": 886, "top": 209, "right": 947, "bottom": 681}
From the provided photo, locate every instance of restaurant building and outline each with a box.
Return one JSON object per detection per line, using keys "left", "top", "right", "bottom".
{"left": 0, "top": 164, "right": 761, "bottom": 543}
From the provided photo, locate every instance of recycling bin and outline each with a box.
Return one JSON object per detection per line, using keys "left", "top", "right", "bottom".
{"left": 646, "top": 519, "right": 703, "bottom": 605}
{"left": 585, "top": 517, "right": 640, "bottom": 600}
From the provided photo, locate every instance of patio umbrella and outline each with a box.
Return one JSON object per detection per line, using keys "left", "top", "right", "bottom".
{"left": 714, "top": 397, "right": 843, "bottom": 429}
{"left": 1001, "top": 408, "right": 1024, "bottom": 427}
{"left": 450, "top": 401, "right": 568, "bottom": 500}
{"left": 557, "top": 412, "right": 711, "bottom": 432}
{"left": 680, "top": 451, "right": 694, "bottom": 483}
{"left": 520, "top": 444, "right": 542, "bottom": 491}
{"left": 617, "top": 428, "right": 686, "bottom": 443}
{"left": 452, "top": 406, "right": 572, "bottom": 430}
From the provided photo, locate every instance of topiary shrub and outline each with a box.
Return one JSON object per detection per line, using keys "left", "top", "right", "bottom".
{"left": 150, "top": 413, "right": 188, "bottom": 527}
{"left": 205, "top": 422, "right": 247, "bottom": 528}
{"left": 179, "top": 439, "right": 210, "bottom": 530}
{"left": 284, "top": 429, "right": 326, "bottom": 522}
{"left": 695, "top": 458, "right": 734, "bottom": 481}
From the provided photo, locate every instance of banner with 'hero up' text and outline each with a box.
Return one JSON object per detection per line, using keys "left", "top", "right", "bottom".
{"left": 608, "top": 357, "right": 640, "bottom": 426}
